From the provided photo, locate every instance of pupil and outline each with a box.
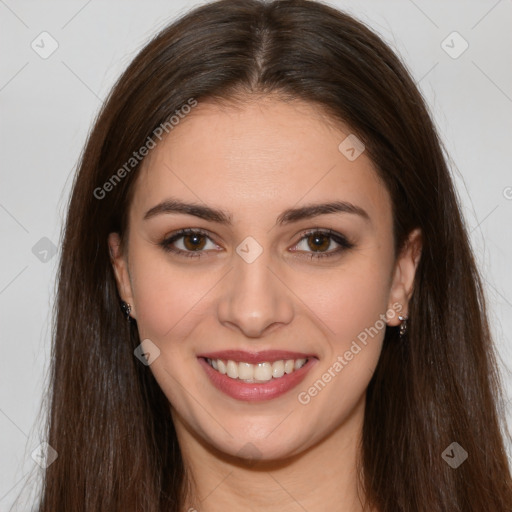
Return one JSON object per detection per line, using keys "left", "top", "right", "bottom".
{"left": 185, "top": 234, "right": 204, "bottom": 251}
{"left": 310, "top": 234, "right": 328, "bottom": 251}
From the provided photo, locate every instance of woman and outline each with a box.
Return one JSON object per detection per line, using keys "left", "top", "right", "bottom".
{"left": 35, "top": 0, "right": 512, "bottom": 510}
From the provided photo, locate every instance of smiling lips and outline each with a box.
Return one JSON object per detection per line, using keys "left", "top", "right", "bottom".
{"left": 197, "top": 350, "right": 317, "bottom": 401}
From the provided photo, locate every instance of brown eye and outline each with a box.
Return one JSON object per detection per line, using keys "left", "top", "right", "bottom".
{"left": 182, "top": 232, "right": 207, "bottom": 251}
{"left": 306, "top": 233, "right": 331, "bottom": 252}
{"left": 160, "top": 228, "right": 218, "bottom": 258}
{"left": 292, "top": 229, "right": 354, "bottom": 260}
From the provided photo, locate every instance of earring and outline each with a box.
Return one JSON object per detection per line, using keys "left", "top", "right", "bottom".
{"left": 120, "top": 301, "right": 132, "bottom": 321}
{"left": 398, "top": 314, "right": 408, "bottom": 337}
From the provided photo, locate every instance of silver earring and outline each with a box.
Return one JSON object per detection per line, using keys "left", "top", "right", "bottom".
{"left": 120, "top": 301, "right": 132, "bottom": 321}
{"left": 398, "top": 314, "right": 408, "bottom": 337}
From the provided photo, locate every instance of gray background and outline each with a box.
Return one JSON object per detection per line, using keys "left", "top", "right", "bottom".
{"left": 1, "top": 0, "right": 511, "bottom": 509}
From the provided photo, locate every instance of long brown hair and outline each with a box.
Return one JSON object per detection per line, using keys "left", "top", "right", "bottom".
{"left": 29, "top": 0, "right": 512, "bottom": 510}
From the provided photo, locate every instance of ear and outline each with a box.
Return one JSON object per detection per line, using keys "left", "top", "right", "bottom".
{"left": 386, "top": 228, "right": 422, "bottom": 326}
{"left": 108, "top": 232, "right": 136, "bottom": 319}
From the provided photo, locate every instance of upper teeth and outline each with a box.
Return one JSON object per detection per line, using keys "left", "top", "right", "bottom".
{"left": 206, "top": 358, "right": 308, "bottom": 382}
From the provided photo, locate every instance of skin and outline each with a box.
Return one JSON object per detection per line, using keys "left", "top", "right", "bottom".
{"left": 109, "top": 95, "right": 422, "bottom": 512}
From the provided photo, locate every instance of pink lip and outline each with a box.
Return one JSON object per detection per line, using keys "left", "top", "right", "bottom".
{"left": 197, "top": 355, "right": 318, "bottom": 402}
{"left": 197, "top": 349, "right": 316, "bottom": 364}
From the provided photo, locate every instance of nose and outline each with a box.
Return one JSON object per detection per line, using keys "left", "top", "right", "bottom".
{"left": 216, "top": 245, "right": 295, "bottom": 338}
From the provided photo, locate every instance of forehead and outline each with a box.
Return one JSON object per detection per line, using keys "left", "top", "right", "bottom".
{"left": 131, "top": 96, "right": 391, "bottom": 226}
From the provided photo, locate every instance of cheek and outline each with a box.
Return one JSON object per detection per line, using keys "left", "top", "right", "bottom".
{"left": 296, "top": 259, "right": 392, "bottom": 346}
{"left": 295, "top": 258, "right": 391, "bottom": 398}
{"left": 292, "top": 271, "right": 390, "bottom": 430}
{"left": 128, "top": 246, "right": 213, "bottom": 341}
{"left": 130, "top": 241, "right": 392, "bottom": 345}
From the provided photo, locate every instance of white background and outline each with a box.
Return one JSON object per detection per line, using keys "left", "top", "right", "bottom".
{"left": 1, "top": 0, "right": 511, "bottom": 509}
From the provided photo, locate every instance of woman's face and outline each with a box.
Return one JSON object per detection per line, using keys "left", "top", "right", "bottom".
{"left": 109, "top": 96, "right": 421, "bottom": 462}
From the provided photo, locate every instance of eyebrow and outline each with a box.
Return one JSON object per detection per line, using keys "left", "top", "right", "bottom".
{"left": 143, "top": 198, "right": 371, "bottom": 225}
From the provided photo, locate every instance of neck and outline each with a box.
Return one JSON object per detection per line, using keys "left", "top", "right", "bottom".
{"left": 176, "top": 395, "right": 370, "bottom": 512}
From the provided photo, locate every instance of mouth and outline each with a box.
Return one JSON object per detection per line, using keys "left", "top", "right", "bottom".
{"left": 203, "top": 357, "right": 309, "bottom": 383}
{"left": 197, "top": 350, "right": 318, "bottom": 401}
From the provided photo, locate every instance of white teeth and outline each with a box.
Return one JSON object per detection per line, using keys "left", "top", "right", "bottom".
{"left": 217, "top": 360, "right": 227, "bottom": 374}
{"left": 294, "top": 358, "right": 306, "bottom": 370}
{"left": 226, "top": 360, "right": 238, "bottom": 379}
{"left": 238, "top": 362, "right": 253, "bottom": 380}
{"left": 272, "top": 360, "right": 285, "bottom": 378}
{"left": 254, "top": 362, "right": 272, "bottom": 381}
{"left": 205, "top": 357, "right": 308, "bottom": 382}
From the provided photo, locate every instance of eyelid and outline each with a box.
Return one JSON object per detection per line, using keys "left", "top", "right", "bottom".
{"left": 159, "top": 228, "right": 219, "bottom": 258}
{"left": 159, "top": 227, "right": 354, "bottom": 259}
{"left": 290, "top": 227, "right": 354, "bottom": 259}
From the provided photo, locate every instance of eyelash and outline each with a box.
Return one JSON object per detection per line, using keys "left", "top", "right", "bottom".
{"left": 159, "top": 227, "right": 354, "bottom": 260}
